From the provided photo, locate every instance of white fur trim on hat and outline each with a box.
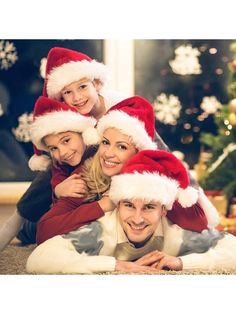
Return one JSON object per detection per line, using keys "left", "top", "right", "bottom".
{"left": 82, "top": 126, "right": 100, "bottom": 146}
{"left": 110, "top": 172, "right": 199, "bottom": 209}
{"left": 28, "top": 154, "right": 51, "bottom": 171}
{"left": 177, "top": 187, "right": 199, "bottom": 208}
{"left": 47, "top": 60, "right": 108, "bottom": 99}
{"left": 109, "top": 172, "right": 179, "bottom": 210}
{"left": 31, "top": 110, "right": 96, "bottom": 150}
{"left": 95, "top": 111, "right": 157, "bottom": 151}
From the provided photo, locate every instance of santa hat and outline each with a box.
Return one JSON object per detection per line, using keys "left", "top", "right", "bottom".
{"left": 83, "top": 96, "right": 157, "bottom": 151}
{"left": 43, "top": 47, "right": 108, "bottom": 100}
{"left": 28, "top": 96, "right": 96, "bottom": 171}
{"left": 109, "top": 150, "right": 199, "bottom": 209}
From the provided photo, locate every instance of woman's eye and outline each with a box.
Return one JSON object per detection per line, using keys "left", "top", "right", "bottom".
{"left": 118, "top": 145, "right": 127, "bottom": 150}
{"left": 63, "top": 90, "right": 70, "bottom": 95}
{"left": 124, "top": 202, "right": 133, "bottom": 208}
{"left": 101, "top": 139, "right": 109, "bottom": 145}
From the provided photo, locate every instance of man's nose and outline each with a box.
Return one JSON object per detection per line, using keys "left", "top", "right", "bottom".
{"left": 132, "top": 210, "right": 144, "bottom": 224}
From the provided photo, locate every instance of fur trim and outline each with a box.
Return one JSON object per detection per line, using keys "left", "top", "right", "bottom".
{"left": 30, "top": 111, "right": 96, "bottom": 150}
{"left": 28, "top": 154, "right": 51, "bottom": 171}
{"left": 96, "top": 111, "right": 157, "bottom": 151}
{"left": 109, "top": 172, "right": 179, "bottom": 210}
{"left": 82, "top": 126, "right": 100, "bottom": 146}
{"left": 47, "top": 60, "right": 108, "bottom": 99}
{"left": 177, "top": 186, "right": 199, "bottom": 208}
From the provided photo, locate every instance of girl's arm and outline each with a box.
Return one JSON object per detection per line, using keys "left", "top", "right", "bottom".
{"left": 36, "top": 198, "right": 105, "bottom": 244}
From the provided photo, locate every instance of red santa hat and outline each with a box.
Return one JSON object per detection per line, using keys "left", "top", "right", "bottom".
{"left": 28, "top": 96, "right": 96, "bottom": 171}
{"left": 43, "top": 47, "right": 108, "bottom": 100}
{"left": 109, "top": 150, "right": 199, "bottom": 209}
{"left": 83, "top": 96, "right": 157, "bottom": 151}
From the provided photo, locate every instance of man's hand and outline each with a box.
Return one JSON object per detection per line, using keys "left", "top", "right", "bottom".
{"left": 55, "top": 173, "right": 88, "bottom": 198}
{"left": 115, "top": 260, "right": 159, "bottom": 273}
{"left": 152, "top": 255, "right": 183, "bottom": 271}
{"left": 135, "top": 250, "right": 183, "bottom": 271}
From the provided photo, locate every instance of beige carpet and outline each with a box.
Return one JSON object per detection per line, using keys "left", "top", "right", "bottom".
{"left": 1, "top": 244, "right": 236, "bottom": 275}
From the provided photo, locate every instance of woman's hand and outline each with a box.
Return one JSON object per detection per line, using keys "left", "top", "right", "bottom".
{"left": 55, "top": 173, "right": 88, "bottom": 198}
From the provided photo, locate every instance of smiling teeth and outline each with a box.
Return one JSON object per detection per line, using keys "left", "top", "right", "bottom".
{"left": 104, "top": 160, "right": 117, "bottom": 166}
{"left": 130, "top": 225, "right": 145, "bottom": 230}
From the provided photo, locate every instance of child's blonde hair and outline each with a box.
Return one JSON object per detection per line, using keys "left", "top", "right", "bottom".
{"left": 82, "top": 151, "right": 111, "bottom": 202}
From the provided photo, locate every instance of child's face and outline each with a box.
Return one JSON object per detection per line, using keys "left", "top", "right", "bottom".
{"left": 44, "top": 131, "right": 86, "bottom": 166}
{"left": 118, "top": 199, "right": 166, "bottom": 246}
{"left": 98, "top": 128, "right": 138, "bottom": 177}
{"left": 61, "top": 78, "right": 101, "bottom": 116}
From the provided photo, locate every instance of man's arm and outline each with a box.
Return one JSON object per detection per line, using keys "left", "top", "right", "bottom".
{"left": 136, "top": 232, "right": 236, "bottom": 271}
{"left": 180, "top": 232, "right": 236, "bottom": 270}
{"left": 26, "top": 235, "right": 116, "bottom": 274}
{"left": 27, "top": 234, "right": 159, "bottom": 274}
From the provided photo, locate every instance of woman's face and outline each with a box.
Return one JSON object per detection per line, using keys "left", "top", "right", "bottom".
{"left": 98, "top": 128, "right": 138, "bottom": 177}
{"left": 44, "top": 131, "right": 86, "bottom": 166}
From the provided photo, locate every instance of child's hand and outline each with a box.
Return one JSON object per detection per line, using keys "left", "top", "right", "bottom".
{"left": 55, "top": 173, "right": 88, "bottom": 198}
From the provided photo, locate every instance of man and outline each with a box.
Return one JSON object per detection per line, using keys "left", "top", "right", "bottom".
{"left": 26, "top": 150, "right": 236, "bottom": 274}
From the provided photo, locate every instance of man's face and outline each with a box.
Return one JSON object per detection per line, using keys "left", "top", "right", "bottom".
{"left": 118, "top": 199, "right": 167, "bottom": 246}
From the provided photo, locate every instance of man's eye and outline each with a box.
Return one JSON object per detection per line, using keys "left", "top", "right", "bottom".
{"left": 144, "top": 205, "right": 155, "bottom": 210}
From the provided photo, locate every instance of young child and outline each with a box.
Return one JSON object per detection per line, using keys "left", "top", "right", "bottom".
{"left": 43, "top": 47, "right": 127, "bottom": 119}
{"left": 0, "top": 96, "right": 96, "bottom": 251}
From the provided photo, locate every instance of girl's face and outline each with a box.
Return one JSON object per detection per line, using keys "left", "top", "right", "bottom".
{"left": 98, "top": 128, "right": 138, "bottom": 177}
{"left": 44, "top": 131, "right": 86, "bottom": 166}
{"left": 61, "top": 78, "right": 101, "bottom": 115}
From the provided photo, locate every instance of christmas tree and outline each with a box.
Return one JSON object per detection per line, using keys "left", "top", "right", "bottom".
{"left": 200, "top": 42, "right": 236, "bottom": 207}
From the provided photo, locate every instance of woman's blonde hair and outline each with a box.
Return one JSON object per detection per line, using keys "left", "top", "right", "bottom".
{"left": 82, "top": 151, "right": 111, "bottom": 202}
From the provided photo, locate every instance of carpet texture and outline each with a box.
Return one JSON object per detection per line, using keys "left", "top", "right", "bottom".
{"left": 1, "top": 244, "right": 236, "bottom": 275}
